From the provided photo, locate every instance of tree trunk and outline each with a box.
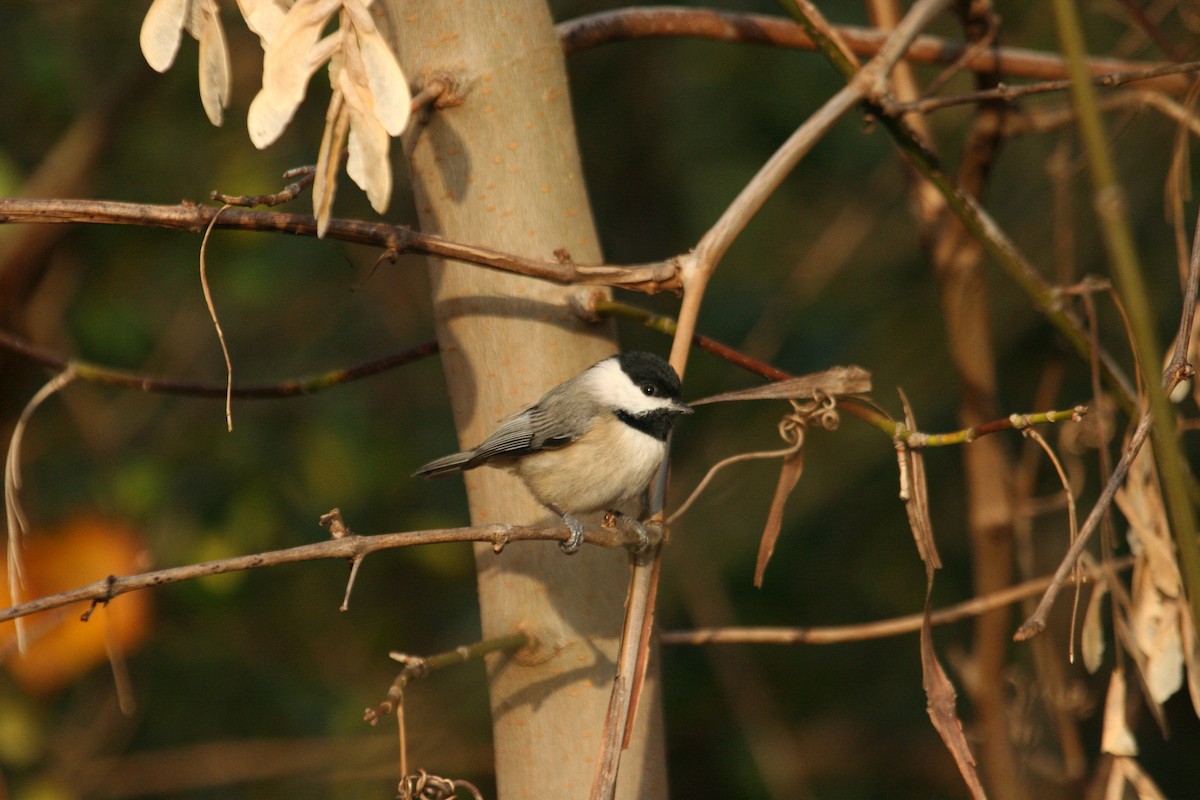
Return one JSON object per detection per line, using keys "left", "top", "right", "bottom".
{"left": 381, "top": 3, "right": 669, "bottom": 797}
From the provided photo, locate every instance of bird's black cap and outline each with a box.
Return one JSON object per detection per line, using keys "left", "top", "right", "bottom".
{"left": 617, "top": 351, "right": 684, "bottom": 400}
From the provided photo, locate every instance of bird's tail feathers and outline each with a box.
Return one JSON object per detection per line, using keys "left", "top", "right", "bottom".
{"left": 412, "top": 451, "right": 472, "bottom": 479}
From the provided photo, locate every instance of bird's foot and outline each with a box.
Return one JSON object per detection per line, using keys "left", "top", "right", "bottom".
{"left": 610, "top": 511, "right": 651, "bottom": 553}
{"left": 551, "top": 506, "right": 587, "bottom": 554}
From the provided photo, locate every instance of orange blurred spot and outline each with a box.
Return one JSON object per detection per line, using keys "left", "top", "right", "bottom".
{"left": 1, "top": 517, "right": 151, "bottom": 694}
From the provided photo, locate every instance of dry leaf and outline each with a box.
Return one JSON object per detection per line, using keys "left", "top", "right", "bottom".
{"left": 313, "top": 88, "right": 350, "bottom": 237}
{"left": 140, "top": 0, "right": 190, "bottom": 72}
{"left": 351, "top": 19, "right": 412, "bottom": 136}
{"left": 140, "top": 0, "right": 230, "bottom": 125}
{"left": 1081, "top": 579, "right": 1108, "bottom": 674}
{"left": 196, "top": 2, "right": 232, "bottom": 126}
{"left": 753, "top": 447, "right": 804, "bottom": 587}
{"left": 921, "top": 624, "right": 988, "bottom": 800}
{"left": 689, "top": 366, "right": 871, "bottom": 406}
{"left": 236, "top": 0, "right": 288, "bottom": 44}
{"left": 898, "top": 391, "right": 940, "bottom": 569}
{"left": 248, "top": 0, "right": 343, "bottom": 148}
{"left": 1117, "top": 446, "right": 1186, "bottom": 705}
{"left": 337, "top": 24, "right": 393, "bottom": 212}
{"left": 1101, "top": 667, "right": 1137, "bottom": 756}
{"left": 896, "top": 392, "right": 983, "bottom": 797}
{"left": 1131, "top": 575, "right": 1184, "bottom": 704}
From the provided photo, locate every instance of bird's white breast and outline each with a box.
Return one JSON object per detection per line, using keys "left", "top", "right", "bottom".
{"left": 513, "top": 413, "right": 666, "bottom": 514}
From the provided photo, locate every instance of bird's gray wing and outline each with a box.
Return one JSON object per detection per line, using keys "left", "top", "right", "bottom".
{"left": 463, "top": 376, "right": 595, "bottom": 467}
{"left": 460, "top": 405, "right": 575, "bottom": 467}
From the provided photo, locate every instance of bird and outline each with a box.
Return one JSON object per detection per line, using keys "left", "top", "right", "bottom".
{"left": 413, "top": 351, "right": 691, "bottom": 552}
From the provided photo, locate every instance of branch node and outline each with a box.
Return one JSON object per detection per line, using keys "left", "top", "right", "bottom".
{"left": 80, "top": 575, "right": 118, "bottom": 622}
{"left": 320, "top": 508, "right": 351, "bottom": 538}
{"left": 568, "top": 287, "right": 606, "bottom": 323}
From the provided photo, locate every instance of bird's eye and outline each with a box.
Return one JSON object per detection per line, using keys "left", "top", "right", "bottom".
{"left": 641, "top": 383, "right": 657, "bottom": 396}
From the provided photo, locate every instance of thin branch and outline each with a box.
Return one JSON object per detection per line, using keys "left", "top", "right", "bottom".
{"left": 662, "top": 557, "right": 1130, "bottom": 646}
{"left": 5, "top": 367, "right": 77, "bottom": 651}
{"left": 0, "top": 520, "right": 643, "bottom": 624}
{"left": 199, "top": 205, "right": 234, "bottom": 431}
{"left": 0, "top": 328, "right": 438, "bottom": 398}
{"left": 1015, "top": 411, "right": 1153, "bottom": 640}
{"left": 589, "top": 296, "right": 1087, "bottom": 444}
{"left": 0, "top": 199, "right": 682, "bottom": 294}
{"left": 783, "top": 0, "right": 1139, "bottom": 417}
{"left": 889, "top": 60, "right": 1200, "bottom": 115}
{"left": 557, "top": 8, "right": 1190, "bottom": 94}
{"left": 365, "top": 632, "right": 532, "bottom": 724}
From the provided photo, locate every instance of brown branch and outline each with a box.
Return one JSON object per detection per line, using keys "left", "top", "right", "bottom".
{"left": 1014, "top": 411, "right": 1152, "bottom": 640}
{"left": 0, "top": 327, "right": 438, "bottom": 398}
{"left": 557, "top": 7, "right": 1190, "bottom": 94}
{"left": 889, "top": 60, "right": 1200, "bottom": 115}
{"left": 888, "top": 59, "right": 1200, "bottom": 113}
{"left": 0, "top": 520, "right": 643, "bottom": 624}
{"left": 0, "top": 199, "right": 682, "bottom": 294}
{"left": 662, "top": 557, "right": 1130, "bottom": 646}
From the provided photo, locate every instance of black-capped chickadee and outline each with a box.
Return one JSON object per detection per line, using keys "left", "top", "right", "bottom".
{"left": 413, "top": 351, "right": 692, "bottom": 552}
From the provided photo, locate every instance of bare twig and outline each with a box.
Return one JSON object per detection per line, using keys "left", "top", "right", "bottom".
{"left": 890, "top": 60, "right": 1200, "bottom": 115}
{"left": 557, "top": 8, "right": 1190, "bottom": 94}
{"left": 0, "top": 328, "right": 438, "bottom": 398}
{"left": 198, "top": 205, "right": 234, "bottom": 431}
{"left": 1015, "top": 411, "right": 1153, "bottom": 640}
{"left": 663, "top": 557, "right": 1129, "bottom": 646}
{"left": 4, "top": 367, "right": 77, "bottom": 651}
{"left": 0, "top": 519, "right": 644, "bottom": 625}
{"left": 211, "top": 165, "right": 319, "bottom": 207}
{"left": 365, "top": 632, "right": 532, "bottom": 724}
{"left": 0, "top": 199, "right": 682, "bottom": 294}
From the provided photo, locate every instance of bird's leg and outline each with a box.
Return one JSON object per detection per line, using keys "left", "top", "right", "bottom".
{"left": 610, "top": 510, "right": 651, "bottom": 553}
{"left": 547, "top": 504, "right": 586, "bottom": 554}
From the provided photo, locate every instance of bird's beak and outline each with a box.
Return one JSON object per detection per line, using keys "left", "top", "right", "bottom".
{"left": 676, "top": 400, "right": 695, "bottom": 414}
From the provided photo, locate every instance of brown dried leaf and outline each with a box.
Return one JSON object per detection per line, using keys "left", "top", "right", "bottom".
{"left": 1133, "top": 578, "right": 1184, "bottom": 705}
{"left": 898, "top": 391, "right": 940, "bottom": 569}
{"left": 921, "top": 596, "right": 986, "bottom": 799}
{"left": 336, "top": 25, "right": 393, "bottom": 212}
{"left": 690, "top": 366, "right": 871, "bottom": 407}
{"left": 342, "top": 82, "right": 392, "bottom": 212}
{"left": 140, "top": 0, "right": 189, "bottom": 72}
{"left": 313, "top": 88, "right": 349, "bottom": 237}
{"left": 196, "top": 4, "right": 231, "bottom": 126}
{"left": 1117, "top": 447, "right": 1185, "bottom": 704}
{"left": 896, "top": 392, "right": 982, "bottom": 797}
{"left": 247, "top": 0, "right": 342, "bottom": 148}
{"left": 1081, "top": 578, "right": 1109, "bottom": 674}
{"left": 353, "top": 24, "right": 411, "bottom": 136}
{"left": 1101, "top": 667, "right": 1138, "bottom": 756}
{"left": 753, "top": 447, "right": 804, "bottom": 587}
{"left": 236, "top": 0, "right": 288, "bottom": 44}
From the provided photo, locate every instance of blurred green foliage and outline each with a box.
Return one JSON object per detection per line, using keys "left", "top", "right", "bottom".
{"left": 2, "top": 0, "right": 1199, "bottom": 798}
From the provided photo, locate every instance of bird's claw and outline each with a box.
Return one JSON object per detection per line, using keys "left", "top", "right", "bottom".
{"left": 559, "top": 513, "right": 586, "bottom": 554}
{"left": 610, "top": 511, "right": 651, "bottom": 553}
